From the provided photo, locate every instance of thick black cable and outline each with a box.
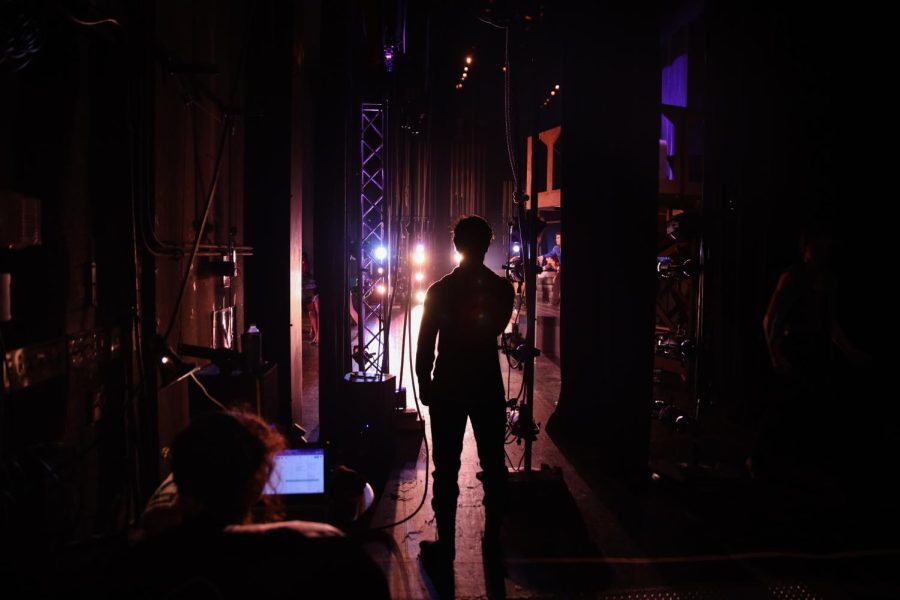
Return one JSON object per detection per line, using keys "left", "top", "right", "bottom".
{"left": 371, "top": 286, "right": 430, "bottom": 530}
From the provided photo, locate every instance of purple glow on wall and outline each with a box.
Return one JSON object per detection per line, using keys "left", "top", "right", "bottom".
{"left": 661, "top": 53, "right": 688, "bottom": 180}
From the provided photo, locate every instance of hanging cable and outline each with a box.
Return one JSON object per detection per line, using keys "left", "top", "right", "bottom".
{"left": 371, "top": 274, "right": 430, "bottom": 530}
{"left": 188, "top": 372, "right": 226, "bottom": 410}
{"left": 503, "top": 26, "right": 519, "bottom": 192}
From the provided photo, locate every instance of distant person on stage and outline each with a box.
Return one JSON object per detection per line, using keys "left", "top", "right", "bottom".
{"left": 539, "top": 232, "right": 562, "bottom": 267}
{"left": 416, "top": 215, "right": 514, "bottom": 571}
{"left": 540, "top": 232, "right": 562, "bottom": 305}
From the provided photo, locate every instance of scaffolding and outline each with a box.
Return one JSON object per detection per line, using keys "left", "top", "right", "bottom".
{"left": 356, "top": 103, "right": 390, "bottom": 375}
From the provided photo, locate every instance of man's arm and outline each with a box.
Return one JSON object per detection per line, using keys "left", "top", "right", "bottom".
{"left": 416, "top": 287, "right": 440, "bottom": 405}
{"left": 491, "top": 279, "right": 515, "bottom": 336}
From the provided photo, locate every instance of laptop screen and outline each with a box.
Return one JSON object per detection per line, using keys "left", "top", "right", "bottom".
{"left": 264, "top": 448, "right": 326, "bottom": 495}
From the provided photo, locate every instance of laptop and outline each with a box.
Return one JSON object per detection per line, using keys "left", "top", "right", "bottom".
{"left": 264, "top": 447, "right": 327, "bottom": 496}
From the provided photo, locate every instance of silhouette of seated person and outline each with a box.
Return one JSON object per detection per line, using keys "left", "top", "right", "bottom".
{"left": 121, "top": 411, "right": 389, "bottom": 599}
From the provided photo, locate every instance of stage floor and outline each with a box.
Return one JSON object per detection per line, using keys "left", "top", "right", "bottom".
{"left": 299, "top": 308, "right": 900, "bottom": 599}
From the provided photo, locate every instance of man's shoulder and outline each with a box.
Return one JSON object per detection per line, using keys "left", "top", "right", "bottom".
{"left": 485, "top": 267, "right": 514, "bottom": 291}
{"left": 428, "top": 272, "right": 454, "bottom": 294}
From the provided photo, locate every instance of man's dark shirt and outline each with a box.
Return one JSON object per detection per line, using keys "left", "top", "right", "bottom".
{"left": 416, "top": 263, "right": 514, "bottom": 400}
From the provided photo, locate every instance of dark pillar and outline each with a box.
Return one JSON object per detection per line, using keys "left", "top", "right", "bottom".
{"left": 244, "top": 3, "right": 298, "bottom": 427}
{"left": 315, "top": 0, "right": 354, "bottom": 445}
{"left": 550, "top": 3, "right": 659, "bottom": 486}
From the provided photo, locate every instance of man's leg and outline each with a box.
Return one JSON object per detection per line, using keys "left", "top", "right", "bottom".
{"left": 470, "top": 399, "right": 508, "bottom": 543}
{"left": 427, "top": 401, "right": 468, "bottom": 558}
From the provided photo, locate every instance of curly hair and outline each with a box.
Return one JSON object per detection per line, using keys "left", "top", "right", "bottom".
{"left": 172, "top": 410, "right": 286, "bottom": 526}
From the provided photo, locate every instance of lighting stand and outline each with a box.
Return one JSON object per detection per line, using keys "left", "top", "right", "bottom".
{"left": 507, "top": 191, "right": 562, "bottom": 488}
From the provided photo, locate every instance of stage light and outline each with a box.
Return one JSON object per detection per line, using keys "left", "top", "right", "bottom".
{"left": 656, "top": 334, "right": 697, "bottom": 361}
{"left": 550, "top": 90, "right": 556, "bottom": 96}
{"left": 376, "top": 284, "right": 386, "bottom": 295}
{"left": 465, "top": 56, "right": 472, "bottom": 65}
{"left": 503, "top": 256, "right": 524, "bottom": 283}
{"left": 383, "top": 44, "right": 395, "bottom": 72}
{"left": 462, "top": 72, "right": 467, "bottom": 79}
{"left": 657, "top": 256, "right": 700, "bottom": 279}
{"left": 377, "top": 267, "right": 384, "bottom": 275}
{"left": 415, "top": 243, "right": 425, "bottom": 254}
{"left": 464, "top": 66, "right": 469, "bottom": 72}
{"left": 512, "top": 243, "right": 521, "bottom": 254}
{"left": 502, "top": 66, "right": 507, "bottom": 72}
{"left": 415, "top": 290, "right": 426, "bottom": 304}
{"left": 555, "top": 84, "right": 560, "bottom": 90}
{"left": 415, "top": 272, "right": 424, "bottom": 282}
{"left": 454, "top": 251, "right": 462, "bottom": 265}
{"left": 675, "top": 414, "right": 695, "bottom": 434}
{"left": 374, "top": 245, "right": 388, "bottom": 261}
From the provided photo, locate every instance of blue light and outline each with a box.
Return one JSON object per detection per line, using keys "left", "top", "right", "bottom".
{"left": 512, "top": 243, "right": 521, "bottom": 254}
{"left": 374, "top": 245, "right": 388, "bottom": 261}
{"left": 384, "top": 45, "right": 395, "bottom": 72}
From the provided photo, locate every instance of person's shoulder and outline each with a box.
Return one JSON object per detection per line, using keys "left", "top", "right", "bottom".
{"left": 428, "top": 272, "right": 454, "bottom": 296}
{"left": 225, "top": 520, "right": 344, "bottom": 539}
{"left": 780, "top": 262, "right": 808, "bottom": 288}
{"left": 486, "top": 267, "right": 513, "bottom": 291}
{"left": 479, "top": 264, "right": 507, "bottom": 281}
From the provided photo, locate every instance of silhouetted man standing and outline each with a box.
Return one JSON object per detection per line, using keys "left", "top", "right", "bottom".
{"left": 417, "top": 215, "right": 514, "bottom": 568}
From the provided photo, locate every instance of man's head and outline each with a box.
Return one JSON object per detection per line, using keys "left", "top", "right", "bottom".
{"left": 555, "top": 233, "right": 561, "bottom": 247}
{"left": 453, "top": 215, "right": 493, "bottom": 262}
